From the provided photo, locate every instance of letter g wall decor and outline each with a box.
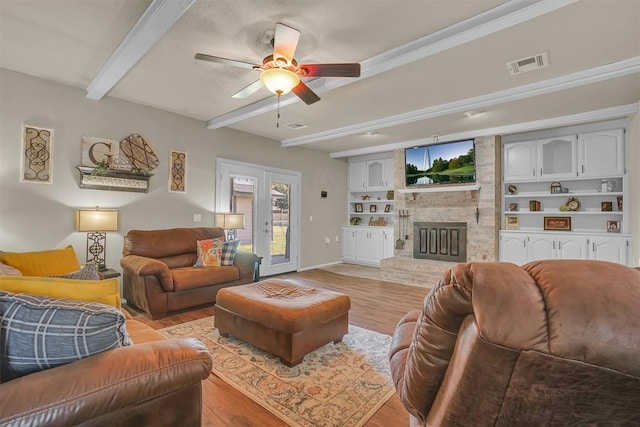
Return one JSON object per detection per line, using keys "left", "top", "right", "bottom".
{"left": 77, "top": 135, "right": 159, "bottom": 193}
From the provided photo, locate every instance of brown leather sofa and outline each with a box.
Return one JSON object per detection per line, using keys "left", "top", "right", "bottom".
{"left": 0, "top": 312, "right": 213, "bottom": 426}
{"left": 389, "top": 260, "right": 640, "bottom": 426}
{"left": 121, "top": 227, "right": 258, "bottom": 319}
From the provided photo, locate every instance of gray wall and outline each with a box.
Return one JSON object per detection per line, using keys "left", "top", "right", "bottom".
{"left": 0, "top": 69, "right": 348, "bottom": 272}
{"left": 629, "top": 103, "right": 640, "bottom": 266}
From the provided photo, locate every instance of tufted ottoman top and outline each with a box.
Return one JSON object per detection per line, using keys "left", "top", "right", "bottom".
{"left": 215, "top": 279, "right": 351, "bottom": 333}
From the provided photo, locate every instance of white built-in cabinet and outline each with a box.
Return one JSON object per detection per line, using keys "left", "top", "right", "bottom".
{"left": 500, "top": 126, "right": 631, "bottom": 266}
{"left": 342, "top": 226, "right": 394, "bottom": 266}
{"left": 344, "top": 153, "right": 395, "bottom": 266}
{"left": 348, "top": 158, "right": 393, "bottom": 191}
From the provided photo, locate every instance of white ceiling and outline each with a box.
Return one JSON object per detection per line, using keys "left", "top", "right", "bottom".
{"left": 1, "top": 0, "right": 639, "bottom": 157}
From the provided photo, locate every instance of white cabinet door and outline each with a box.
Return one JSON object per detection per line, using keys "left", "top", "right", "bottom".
{"left": 578, "top": 129, "right": 625, "bottom": 178}
{"left": 590, "top": 236, "right": 629, "bottom": 265}
{"left": 504, "top": 141, "right": 537, "bottom": 182}
{"left": 366, "top": 160, "right": 386, "bottom": 191}
{"left": 557, "top": 235, "right": 589, "bottom": 260}
{"left": 348, "top": 161, "right": 367, "bottom": 191}
{"left": 499, "top": 232, "right": 528, "bottom": 265}
{"left": 528, "top": 233, "right": 556, "bottom": 262}
{"left": 342, "top": 227, "right": 357, "bottom": 262}
{"left": 538, "top": 135, "right": 577, "bottom": 180}
{"left": 383, "top": 158, "right": 394, "bottom": 190}
{"left": 382, "top": 229, "right": 395, "bottom": 259}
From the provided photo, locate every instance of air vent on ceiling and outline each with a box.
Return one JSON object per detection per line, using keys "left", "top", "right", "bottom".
{"left": 506, "top": 52, "right": 549, "bottom": 76}
{"left": 285, "top": 123, "right": 307, "bottom": 129}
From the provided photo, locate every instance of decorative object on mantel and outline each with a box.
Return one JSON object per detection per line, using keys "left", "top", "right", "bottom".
{"left": 21, "top": 124, "right": 53, "bottom": 184}
{"left": 169, "top": 149, "right": 186, "bottom": 193}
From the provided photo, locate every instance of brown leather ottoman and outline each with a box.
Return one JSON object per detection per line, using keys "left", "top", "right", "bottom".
{"left": 214, "top": 279, "right": 351, "bottom": 366}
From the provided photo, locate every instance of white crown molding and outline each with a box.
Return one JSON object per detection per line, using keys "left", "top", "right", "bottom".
{"left": 86, "top": 0, "right": 195, "bottom": 101}
{"left": 206, "top": 0, "right": 577, "bottom": 130}
{"left": 329, "top": 103, "right": 639, "bottom": 158}
{"left": 286, "top": 57, "right": 640, "bottom": 148}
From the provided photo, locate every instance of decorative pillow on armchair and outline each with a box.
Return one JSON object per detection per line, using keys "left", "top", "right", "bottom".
{"left": 49, "top": 263, "right": 100, "bottom": 280}
{"left": 220, "top": 240, "right": 240, "bottom": 266}
{"left": 194, "top": 237, "right": 225, "bottom": 267}
{"left": 0, "top": 291, "right": 131, "bottom": 381}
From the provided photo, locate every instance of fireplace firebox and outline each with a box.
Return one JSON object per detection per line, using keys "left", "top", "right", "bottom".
{"left": 413, "top": 222, "right": 467, "bottom": 262}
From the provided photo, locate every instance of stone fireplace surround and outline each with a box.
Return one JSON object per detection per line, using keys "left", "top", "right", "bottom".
{"left": 380, "top": 136, "right": 501, "bottom": 287}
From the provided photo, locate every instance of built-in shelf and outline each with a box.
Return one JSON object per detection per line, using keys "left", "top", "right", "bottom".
{"left": 398, "top": 184, "right": 481, "bottom": 193}
{"left": 504, "top": 211, "right": 623, "bottom": 215}
{"left": 505, "top": 191, "right": 623, "bottom": 198}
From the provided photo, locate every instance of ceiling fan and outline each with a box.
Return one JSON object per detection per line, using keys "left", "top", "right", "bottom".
{"left": 194, "top": 22, "right": 361, "bottom": 105}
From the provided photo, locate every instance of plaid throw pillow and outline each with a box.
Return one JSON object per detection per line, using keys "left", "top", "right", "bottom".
{"left": 49, "top": 263, "right": 100, "bottom": 280}
{"left": 0, "top": 291, "right": 131, "bottom": 381}
{"left": 220, "top": 240, "right": 240, "bottom": 266}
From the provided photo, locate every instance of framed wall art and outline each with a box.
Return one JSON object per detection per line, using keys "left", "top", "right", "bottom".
{"left": 169, "top": 149, "right": 186, "bottom": 193}
{"left": 21, "top": 124, "right": 54, "bottom": 184}
{"left": 544, "top": 216, "right": 571, "bottom": 231}
{"left": 354, "top": 203, "right": 363, "bottom": 213}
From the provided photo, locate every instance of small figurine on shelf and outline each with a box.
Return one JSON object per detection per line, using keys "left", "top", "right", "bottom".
{"left": 550, "top": 182, "right": 562, "bottom": 194}
{"left": 361, "top": 194, "right": 370, "bottom": 200}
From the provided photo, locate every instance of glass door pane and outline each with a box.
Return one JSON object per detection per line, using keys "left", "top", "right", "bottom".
{"left": 270, "top": 181, "right": 290, "bottom": 265}
{"left": 230, "top": 176, "right": 255, "bottom": 252}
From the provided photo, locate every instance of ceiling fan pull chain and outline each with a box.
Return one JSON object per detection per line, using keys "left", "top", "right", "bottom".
{"left": 276, "top": 93, "right": 281, "bottom": 128}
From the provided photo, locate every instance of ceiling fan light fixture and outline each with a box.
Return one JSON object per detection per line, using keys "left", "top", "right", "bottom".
{"left": 260, "top": 68, "right": 300, "bottom": 95}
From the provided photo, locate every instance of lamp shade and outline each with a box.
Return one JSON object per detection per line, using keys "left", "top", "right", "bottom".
{"left": 215, "top": 213, "right": 244, "bottom": 230}
{"left": 75, "top": 208, "right": 118, "bottom": 232}
{"left": 260, "top": 68, "right": 300, "bottom": 95}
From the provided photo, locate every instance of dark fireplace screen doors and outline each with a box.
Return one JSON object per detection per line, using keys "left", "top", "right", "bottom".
{"left": 413, "top": 222, "right": 467, "bottom": 262}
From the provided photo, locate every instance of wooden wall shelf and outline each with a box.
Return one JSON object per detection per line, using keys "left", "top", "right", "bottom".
{"left": 76, "top": 166, "right": 152, "bottom": 193}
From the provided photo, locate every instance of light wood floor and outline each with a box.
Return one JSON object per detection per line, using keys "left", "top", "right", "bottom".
{"left": 126, "top": 269, "right": 431, "bottom": 427}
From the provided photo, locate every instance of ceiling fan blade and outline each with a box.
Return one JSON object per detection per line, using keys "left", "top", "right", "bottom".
{"left": 292, "top": 81, "right": 320, "bottom": 105}
{"left": 273, "top": 22, "right": 300, "bottom": 63}
{"left": 194, "top": 53, "right": 257, "bottom": 70}
{"left": 232, "top": 79, "right": 264, "bottom": 99}
{"left": 299, "top": 63, "right": 361, "bottom": 78}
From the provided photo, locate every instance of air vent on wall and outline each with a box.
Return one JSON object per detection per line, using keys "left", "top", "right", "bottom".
{"left": 506, "top": 52, "right": 549, "bottom": 76}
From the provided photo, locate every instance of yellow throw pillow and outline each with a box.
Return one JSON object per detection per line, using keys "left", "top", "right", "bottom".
{"left": 0, "top": 245, "right": 81, "bottom": 276}
{"left": 0, "top": 276, "right": 121, "bottom": 308}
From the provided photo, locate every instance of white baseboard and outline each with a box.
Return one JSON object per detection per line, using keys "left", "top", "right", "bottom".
{"left": 297, "top": 261, "right": 344, "bottom": 272}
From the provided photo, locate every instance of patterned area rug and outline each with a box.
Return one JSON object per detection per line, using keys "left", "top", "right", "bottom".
{"left": 159, "top": 317, "right": 395, "bottom": 427}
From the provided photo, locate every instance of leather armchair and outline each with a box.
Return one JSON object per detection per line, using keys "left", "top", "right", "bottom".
{"left": 121, "top": 227, "right": 258, "bottom": 319}
{"left": 0, "top": 316, "right": 213, "bottom": 426}
{"left": 389, "top": 260, "right": 640, "bottom": 426}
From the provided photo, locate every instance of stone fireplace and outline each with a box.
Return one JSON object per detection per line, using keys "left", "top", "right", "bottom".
{"left": 413, "top": 222, "right": 467, "bottom": 262}
{"left": 380, "top": 136, "right": 501, "bottom": 287}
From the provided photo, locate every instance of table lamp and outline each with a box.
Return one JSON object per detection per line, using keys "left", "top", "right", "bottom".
{"left": 215, "top": 213, "right": 244, "bottom": 240}
{"left": 75, "top": 207, "right": 118, "bottom": 271}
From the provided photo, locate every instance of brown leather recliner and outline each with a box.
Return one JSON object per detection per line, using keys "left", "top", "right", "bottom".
{"left": 121, "top": 227, "right": 258, "bottom": 319}
{"left": 389, "top": 260, "right": 640, "bottom": 426}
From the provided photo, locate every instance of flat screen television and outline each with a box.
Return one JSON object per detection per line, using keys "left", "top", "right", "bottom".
{"left": 405, "top": 139, "right": 475, "bottom": 187}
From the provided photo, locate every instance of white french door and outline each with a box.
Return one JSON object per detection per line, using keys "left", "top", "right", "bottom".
{"left": 216, "top": 159, "right": 300, "bottom": 277}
